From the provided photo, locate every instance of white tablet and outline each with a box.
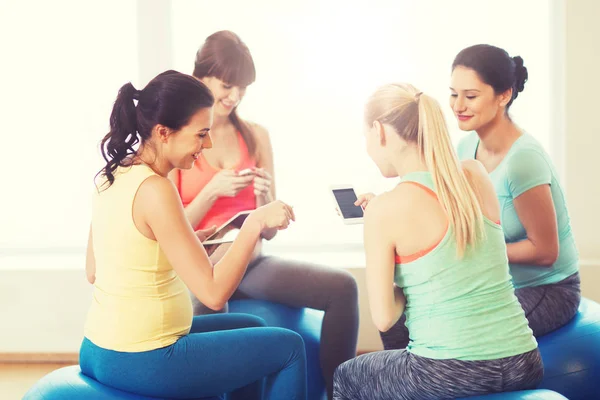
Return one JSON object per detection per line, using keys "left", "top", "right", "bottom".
{"left": 330, "top": 185, "right": 364, "bottom": 225}
{"left": 202, "top": 210, "right": 252, "bottom": 246}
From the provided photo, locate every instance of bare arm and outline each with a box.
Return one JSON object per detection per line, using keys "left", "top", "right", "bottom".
{"left": 167, "top": 169, "right": 218, "bottom": 229}
{"left": 364, "top": 196, "right": 405, "bottom": 332}
{"left": 139, "top": 176, "right": 263, "bottom": 310}
{"left": 507, "top": 185, "right": 559, "bottom": 266}
{"left": 252, "top": 123, "right": 277, "bottom": 240}
{"left": 85, "top": 225, "right": 95, "bottom": 284}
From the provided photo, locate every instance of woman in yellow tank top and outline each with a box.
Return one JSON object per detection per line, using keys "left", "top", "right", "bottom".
{"left": 80, "top": 70, "right": 306, "bottom": 400}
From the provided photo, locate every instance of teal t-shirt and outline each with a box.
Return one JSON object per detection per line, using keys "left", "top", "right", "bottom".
{"left": 456, "top": 132, "right": 579, "bottom": 288}
{"left": 396, "top": 172, "right": 537, "bottom": 361}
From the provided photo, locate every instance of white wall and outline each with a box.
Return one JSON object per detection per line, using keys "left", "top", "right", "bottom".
{"left": 0, "top": 265, "right": 91, "bottom": 354}
{"left": 564, "top": 0, "right": 600, "bottom": 262}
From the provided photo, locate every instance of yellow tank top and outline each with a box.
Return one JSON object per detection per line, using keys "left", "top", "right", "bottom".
{"left": 84, "top": 164, "right": 193, "bottom": 352}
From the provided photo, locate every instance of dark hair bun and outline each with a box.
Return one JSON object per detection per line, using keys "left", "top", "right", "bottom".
{"left": 512, "top": 56, "right": 528, "bottom": 95}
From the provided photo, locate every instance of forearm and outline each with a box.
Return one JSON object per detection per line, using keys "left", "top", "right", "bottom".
{"left": 507, "top": 239, "right": 557, "bottom": 266}
{"left": 185, "top": 188, "right": 218, "bottom": 228}
{"left": 212, "top": 219, "right": 262, "bottom": 301}
{"left": 256, "top": 191, "right": 277, "bottom": 240}
{"left": 372, "top": 285, "right": 406, "bottom": 332}
{"left": 208, "top": 243, "right": 231, "bottom": 265}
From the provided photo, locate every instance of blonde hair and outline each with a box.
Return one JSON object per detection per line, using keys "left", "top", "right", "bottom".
{"left": 365, "top": 83, "right": 484, "bottom": 256}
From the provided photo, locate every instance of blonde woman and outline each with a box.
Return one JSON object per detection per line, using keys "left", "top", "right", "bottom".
{"left": 333, "top": 84, "right": 543, "bottom": 399}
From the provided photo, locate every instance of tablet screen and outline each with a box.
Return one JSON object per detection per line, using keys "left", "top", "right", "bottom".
{"left": 333, "top": 189, "right": 364, "bottom": 219}
{"left": 203, "top": 228, "right": 239, "bottom": 246}
{"left": 204, "top": 211, "right": 252, "bottom": 243}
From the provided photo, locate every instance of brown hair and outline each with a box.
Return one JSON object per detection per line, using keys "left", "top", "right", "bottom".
{"left": 193, "top": 30, "right": 257, "bottom": 157}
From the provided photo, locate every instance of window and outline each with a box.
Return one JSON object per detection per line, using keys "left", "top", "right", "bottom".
{"left": 171, "top": 0, "right": 554, "bottom": 250}
{"left": 0, "top": 0, "right": 137, "bottom": 253}
{"left": 1, "top": 1, "right": 556, "bottom": 255}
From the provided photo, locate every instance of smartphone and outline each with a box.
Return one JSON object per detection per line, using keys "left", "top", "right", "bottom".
{"left": 329, "top": 185, "right": 364, "bottom": 225}
{"left": 202, "top": 210, "right": 252, "bottom": 246}
{"left": 238, "top": 168, "right": 254, "bottom": 176}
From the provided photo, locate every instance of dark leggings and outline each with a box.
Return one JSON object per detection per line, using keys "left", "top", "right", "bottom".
{"left": 193, "top": 255, "right": 360, "bottom": 400}
{"left": 380, "top": 272, "right": 582, "bottom": 350}
{"left": 80, "top": 314, "right": 306, "bottom": 400}
{"left": 333, "top": 348, "right": 543, "bottom": 400}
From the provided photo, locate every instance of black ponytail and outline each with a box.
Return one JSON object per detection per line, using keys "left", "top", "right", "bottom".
{"left": 98, "top": 82, "right": 140, "bottom": 187}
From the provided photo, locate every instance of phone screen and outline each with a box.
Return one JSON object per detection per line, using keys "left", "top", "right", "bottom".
{"left": 333, "top": 189, "right": 364, "bottom": 219}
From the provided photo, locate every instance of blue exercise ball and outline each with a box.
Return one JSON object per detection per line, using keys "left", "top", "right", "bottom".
{"left": 22, "top": 365, "right": 223, "bottom": 400}
{"left": 536, "top": 297, "right": 600, "bottom": 400}
{"left": 229, "top": 299, "right": 326, "bottom": 400}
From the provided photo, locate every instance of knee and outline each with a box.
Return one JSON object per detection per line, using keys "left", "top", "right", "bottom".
{"left": 331, "top": 269, "right": 359, "bottom": 304}
{"left": 333, "top": 359, "right": 355, "bottom": 393}
{"left": 278, "top": 329, "right": 306, "bottom": 362}
{"left": 246, "top": 315, "right": 268, "bottom": 328}
{"left": 285, "top": 329, "right": 305, "bottom": 350}
{"left": 334, "top": 359, "right": 349, "bottom": 380}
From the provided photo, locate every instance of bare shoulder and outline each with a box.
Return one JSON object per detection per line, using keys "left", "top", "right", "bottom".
{"left": 367, "top": 182, "right": 444, "bottom": 253}
{"left": 247, "top": 121, "right": 270, "bottom": 142}
{"left": 246, "top": 121, "right": 273, "bottom": 165}
{"left": 461, "top": 159, "right": 487, "bottom": 178}
{"left": 364, "top": 193, "right": 390, "bottom": 224}
{"left": 461, "top": 160, "right": 493, "bottom": 192}
{"left": 365, "top": 186, "right": 415, "bottom": 227}
{"left": 136, "top": 175, "right": 181, "bottom": 209}
{"left": 363, "top": 192, "right": 397, "bottom": 244}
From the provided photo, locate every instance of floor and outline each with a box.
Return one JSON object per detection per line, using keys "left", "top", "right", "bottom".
{"left": 0, "top": 363, "right": 70, "bottom": 400}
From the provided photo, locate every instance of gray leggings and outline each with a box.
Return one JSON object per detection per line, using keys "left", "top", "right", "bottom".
{"left": 193, "top": 255, "right": 360, "bottom": 400}
{"left": 379, "top": 272, "right": 582, "bottom": 350}
{"left": 333, "top": 348, "right": 543, "bottom": 400}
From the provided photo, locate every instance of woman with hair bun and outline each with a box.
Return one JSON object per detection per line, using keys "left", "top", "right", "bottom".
{"left": 449, "top": 44, "right": 581, "bottom": 339}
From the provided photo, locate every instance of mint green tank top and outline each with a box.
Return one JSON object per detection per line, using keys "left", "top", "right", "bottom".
{"left": 457, "top": 132, "right": 579, "bottom": 289}
{"left": 396, "top": 172, "right": 537, "bottom": 361}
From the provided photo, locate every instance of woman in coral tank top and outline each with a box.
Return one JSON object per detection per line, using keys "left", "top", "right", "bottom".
{"left": 168, "top": 31, "right": 359, "bottom": 400}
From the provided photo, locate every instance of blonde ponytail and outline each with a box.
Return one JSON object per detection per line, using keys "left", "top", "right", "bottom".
{"left": 365, "top": 84, "right": 484, "bottom": 256}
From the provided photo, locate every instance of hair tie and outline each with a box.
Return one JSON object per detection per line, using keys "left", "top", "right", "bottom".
{"left": 132, "top": 89, "right": 140, "bottom": 101}
{"left": 414, "top": 91, "right": 423, "bottom": 102}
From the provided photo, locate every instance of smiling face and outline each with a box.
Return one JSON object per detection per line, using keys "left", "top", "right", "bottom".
{"left": 200, "top": 76, "right": 247, "bottom": 118}
{"left": 163, "top": 107, "right": 214, "bottom": 169}
{"left": 449, "top": 66, "right": 511, "bottom": 132}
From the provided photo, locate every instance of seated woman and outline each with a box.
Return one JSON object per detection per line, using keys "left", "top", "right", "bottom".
{"left": 169, "top": 30, "right": 359, "bottom": 400}
{"left": 80, "top": 70, "right": 306, "bottom": 400}
{"left": 333, "top": 83, "right": 543, "bottom": 399}
{"left": 452, "top": 44, "right": 581, "bottom": 337}
{"left": 379, "top": 45, "right": 581, "bottom": 351}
